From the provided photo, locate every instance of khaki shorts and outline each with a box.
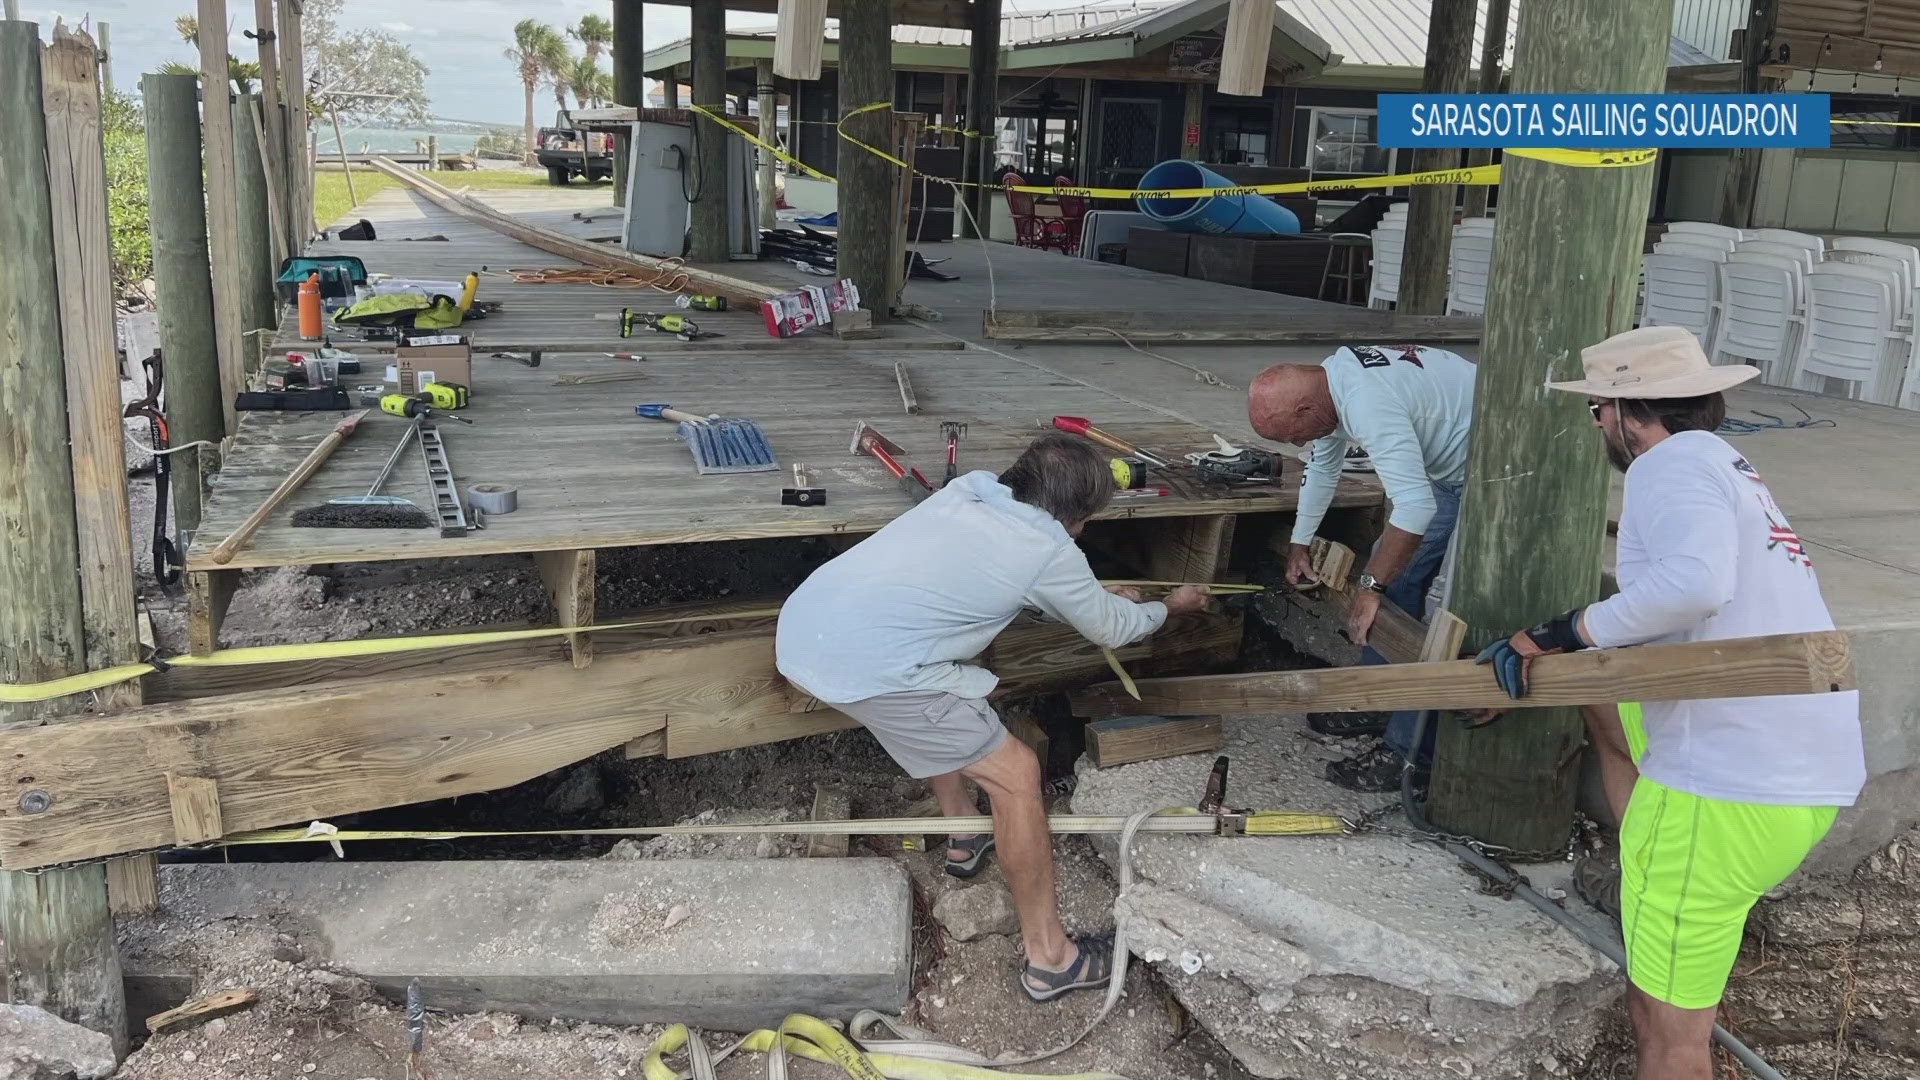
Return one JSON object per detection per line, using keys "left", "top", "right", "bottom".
{"left": 831, "top": 690, "right": 1008, "bottom": 779}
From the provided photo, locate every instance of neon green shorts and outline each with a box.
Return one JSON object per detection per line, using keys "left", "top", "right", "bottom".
{"left": 1614, "top": 703, "right": 1837, "bottom": 1009}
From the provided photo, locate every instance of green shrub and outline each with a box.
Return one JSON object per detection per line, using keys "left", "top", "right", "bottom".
{"left": 102, "top": 90, "right": 152, "bottom": 291}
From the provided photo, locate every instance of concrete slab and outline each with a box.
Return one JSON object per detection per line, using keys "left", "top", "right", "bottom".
{"left": 127, "top": 859, "right": 912, "bottom": 1032}
{"left": 1072, "top": 716, "right": 1619, "bottom": 1078}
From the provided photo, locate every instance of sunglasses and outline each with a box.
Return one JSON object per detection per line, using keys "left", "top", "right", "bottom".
{"left": 1587, "top": 400, "right": 1608, "bottom": 420}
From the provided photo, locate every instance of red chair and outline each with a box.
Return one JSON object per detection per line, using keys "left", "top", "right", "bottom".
{"left": 1003, "top": 172, "right": 1067, "bottom": 252}
{"left": 1051, "top": 175, "right": 1088, "bottom": 256}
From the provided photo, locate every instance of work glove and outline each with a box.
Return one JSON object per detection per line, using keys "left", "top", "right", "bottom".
{"left": 1474, "top": 609, "right": 1587, "bottom": 700}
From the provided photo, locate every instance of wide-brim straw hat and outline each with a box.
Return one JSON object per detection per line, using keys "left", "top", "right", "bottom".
{"left": 1547, "top": 326, "right": 1759, "bottom": 399}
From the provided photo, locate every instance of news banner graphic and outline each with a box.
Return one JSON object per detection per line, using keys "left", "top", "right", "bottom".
{"left": 1379, "top": 94, "right": 1833, "bottom": 149}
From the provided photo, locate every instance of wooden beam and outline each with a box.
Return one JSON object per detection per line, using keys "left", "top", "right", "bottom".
{"left": 366, "top": 158, "right": 779, "bottom": 309}
{"left": 275, "top": 0, "right": 309, "bottom": 240}
{"left": 1459, "top": 0, "right": 1512, "bottom": 220}
{"left": 1717, "top": 0, "right": 1779, "bottom": 228}
{"left": 958, "top": 0, "right": 1000, "bottom": 239}
{"left": 756, "top": 59, "right": 777, "bottom": 229}
{"left": 165, "top": 774, "right": 224, "bottom": 846}
{"left": 1087, "top": 714, "right": 1223, "bottom": 767}
{"left": 1072, "top": 631, "right": 1854, "bottom": 722}
{"left": 1179, "top": 82, "right": 1204, "bottom": 161}
{"left": 774, "top": 0, "right": 828, "bottom": 81}
{"left": 688, "top": 1, "right": 730, "bottom": 262}
{"left": 106, "top": 857, "right": 159, "bottom": 914}
{"left": 42, "top": 25, "right": 142, "bottom": 714}
{"left": 1145, "top": 513, "right": 1235, "bottom": 584}
{"left": 1427, "top": 0, "right": 1671, "bottom": 854}
{"left": 1216, "top": 0, "right": 1274, "bottom": 97}
{"left": 187, "top": 570, "right": 240, "bottom": 657}
{"left": 893, "top": 361, "right": 920, "bottom": 413}
{"left": 1393, "top": 0, "right": 1476, "bottom": 316}
{"left": 250, "top": 0, "right": 293, "bottom": 258}
{"left": 611, "top": 0, "right": 644, "bottom": 207}
{"left": 534, "top": 549, "right": 596, "bottom": 669}
{"left": 199, "top": 0, "right": 247, "bottom": 434}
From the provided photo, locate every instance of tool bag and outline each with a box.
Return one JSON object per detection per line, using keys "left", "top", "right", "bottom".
{"left": 332, "top": 291, "right": 466, "bottom": 330}
{"left": 275, "top": 255, "right": 368, "bottom": 304}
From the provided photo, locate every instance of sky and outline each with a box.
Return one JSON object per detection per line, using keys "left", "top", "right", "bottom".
{"left": 16, "top": 0, "right": 1103, "bottom": 127}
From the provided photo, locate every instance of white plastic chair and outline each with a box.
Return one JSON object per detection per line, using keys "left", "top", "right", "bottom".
{"left": 1454, "top": 216, "right": 1496, "bottom": 235}
{"left": 1828, "top": 252, "right": 1915, "bottom": 319}
{"left": 1792, "top": 262, "right": 1912, "bottom": 403}
{"left": 1640, "top": 253, "right": 1722, "bottom": 344}
{"left": 1737, "top": 239, "right": 1820, "bottom": 271}
{"left": 1749, "top": 228, "right": 1826, "bottom": 256}
{"left": 1369, "top": 226, "right": 1405, "bottom": 309}
{"left": 1901, "top": 283, "right": 1920, "bottom": 411}
{"left": 1667, "top": 221, "right": 1746, "bottom": 245}
{"left": 1654, "top": 238, "right": 1735, "bottom": 260}
{"left": 1714, "top": 253, "right": 1807, "bottom": 383}
{"left": 1446, "top": 228, "right": 1494, "bottom": 316}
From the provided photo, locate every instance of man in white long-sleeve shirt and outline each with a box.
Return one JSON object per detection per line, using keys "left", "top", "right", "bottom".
{"left": 1248, "top": 345, "right": 1476, "bottom": 790}
{"left": 1475, "top": 326, "right": 1864, "bottom": 1080}
{"left": 778, "top": 433, "right": 1208, "bottom": 1003}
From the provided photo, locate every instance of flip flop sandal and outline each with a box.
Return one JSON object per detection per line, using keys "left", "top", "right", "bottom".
{"left": 1022, "top": 935, "right": 1115, "bottom": 1003}
{"left": 944, "top": 834, "right": 996, "bottom": 878}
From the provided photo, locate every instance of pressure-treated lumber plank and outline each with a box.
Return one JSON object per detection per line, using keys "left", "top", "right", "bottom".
{"left": 534, "top": 549, "right": 595, "bottom": 669}
{"left": 1071, "top": 631, "right": 1855, "bottom": 720}
{"left": 1087, "top": 715, "right": 1223, "bottom": 767}
{"left": 107, "top": 857, "right": 159, "bottom": 914}
{"left": 1216, "top": 0, "right": 1275, "bottom": 96}
{"left": 1421, "top": 609, "right": 1468, "bottom": 664}
{"left": 894, "top": 361, "right": 919, "bottom": 413}
{"left": 774, "top": 0, "right": 828, "bottom": 80}
{"left": 0, "top": 649, "right": 678, "bottom": 871}
{"left": 187, "top": 570, "right": 239, "bottom": 656}
{"left": 199, "top": 0, "right": 246, "bottom": 434}
{"left": 366, "top": 157, "right": 777, "bottom": 308}
{"left": 1145, "top": 513, "right": 1236, "bottom": 587}
{"left": 165, "top": 774, "right": 223, "bottom": 846}
{"left": 41, "top": 25, "right": 142, "bottom": 713}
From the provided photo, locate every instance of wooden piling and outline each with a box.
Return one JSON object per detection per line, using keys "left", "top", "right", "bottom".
{"left": 96, "top": 20, "right": 111, "bottom": 94}
{"left": 756, "top": 58, "right": 777, "bottom": 230}
{"left": 1394, "top": 0, "right": 1476, "bottom": 315}
{"left": 234, "top": 92, "right": 282, "bottom": 346}
{"left": 0, "top": 19, "right": 129, "bottom": 1054}
{"left": 198, "top": 0, "right": 245, "bottom": 434}
{"left": 958, "top": 0, "right": 1001, "bottom": 239}
{"left": 1459, "top": 0, "right": 1511, "bottom": 220}
{"left": 276, "top": 0, "right": 310, "bottom": 241}
{"left": 611, "top": 0, "right": 643, "bottom": 206}
{"left": 143, "top": 73, "right": 224, "bottom": 536}
{"left": 687, "top": 1, "right": 729, "bottom": 261}
{"left": 250, "top": 0, "right": 293, "bottom": 257}
{"left": 836, "top": 0, "right": 894, "bottom": 319}
{"left": 1426, "top": 0, "right": 1674, "bottom": 854}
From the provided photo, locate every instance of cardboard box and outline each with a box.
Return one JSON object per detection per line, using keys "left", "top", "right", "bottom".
{"left": 394, "top": 334, "right": 471, "bottom": 393}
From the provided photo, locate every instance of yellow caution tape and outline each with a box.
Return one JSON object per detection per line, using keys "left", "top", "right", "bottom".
{"left": 643, "top": 1016, "right": 1125, "bottom": 1080}
{"left": 0, "top": 580, "right": 1250, "bottom": 705}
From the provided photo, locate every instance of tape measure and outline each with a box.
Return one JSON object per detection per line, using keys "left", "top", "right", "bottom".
{"left": 1110, "top": 456, "right": 1149, "bottom": 489}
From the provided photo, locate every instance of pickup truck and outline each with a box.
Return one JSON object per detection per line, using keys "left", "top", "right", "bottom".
{"left": 536, "top": 128, "right": 613, "bottom": 184}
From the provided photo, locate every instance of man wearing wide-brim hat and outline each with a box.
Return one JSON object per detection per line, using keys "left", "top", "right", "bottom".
{"left": 1475, "top": 326, "right": 1864, "bottom": 1079}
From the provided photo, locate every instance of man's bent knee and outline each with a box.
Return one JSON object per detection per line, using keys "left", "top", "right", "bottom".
{"left": 962, "top": 736, "right": 1041, "bottom": 796}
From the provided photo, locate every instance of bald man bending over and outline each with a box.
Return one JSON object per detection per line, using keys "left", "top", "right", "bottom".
{"left": 1248, "top": 346, "right": 1477, "bottom": 791}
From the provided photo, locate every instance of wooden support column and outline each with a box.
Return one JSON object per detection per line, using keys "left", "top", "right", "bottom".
{"left": 534, "top": 549, "right": 596, "bottom": 669}
{"left": 1426, "top": 0, "right": 1673, "bottom": 854}
{"left": 940, "top": 73, "right": 959, "bottom": 146}
{"left": 143, "top": 73, "right": 223, "bottom": 538}
{"left": 958, "top": 0, "right": 1000, "bottom": 239}
{"left": 199, "top": 0, "right": 246, "bottom": 435}
{"left": 1718, "top": 0, "right": 1779, "bottom": 227}
{"left": 276, "top": 0, "right": 309, "bottom": 241}
{"left": 688, "top": 2, "right": 729, "bottom": 261}
{"left": 96, "top": 21, "right": 111, "bottom": 94}
{"left": 1394, "top": 0, "right": 1476, "bottom": 316}
{"left": 756, "top": 59, "right": 777, "bottom": 229}
{"left": 836, "top": 0, "right": 894, "bottom": 319}
{"left": 233, "top": 93, "right": 281, "bottom": 352}
{"left": 0, "top": 20, "right": 128, "bottom": 1054}
{"left": 774, "top": 0, "right": 827, "bottom": 81}
{"left": 612, "top": 0, "right": 642, "bottom": 207}
{"left": 1216, "top": 0, "right": 1274, "bottom": 98}
{"left": 187, "top": 569, "right": 240, "bottom": 656}
{"left": 1459, "top": 0, "right": 1511, "bottom": 220}
{"left": 1179, "top": 83, "right": 1204, "bottom": 161}
{"left": 250, "top": 0, "right": 292, "bottom": 256}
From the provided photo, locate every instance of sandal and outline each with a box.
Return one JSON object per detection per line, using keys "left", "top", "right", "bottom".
{"left": 1022, "top": 935, "right": 1115, "bottom": 1003}
{"left": 944, "top": 834, "right": 996, "bottom": 878}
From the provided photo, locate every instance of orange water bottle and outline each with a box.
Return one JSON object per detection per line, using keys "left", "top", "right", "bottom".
{"left": 297, "top": 272, "right": 322, "bottom": 340}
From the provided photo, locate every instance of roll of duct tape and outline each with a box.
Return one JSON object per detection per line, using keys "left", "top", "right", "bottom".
{"left": 467, "top": 483, "right": 518, "bottom": 515}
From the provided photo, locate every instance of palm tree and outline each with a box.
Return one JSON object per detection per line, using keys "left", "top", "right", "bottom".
{"left": 506, "top": 19, "right": 563, "bottom": 164}
{"left": 170, "top": 13, "right": 261, "bottom": 95}
{"left": 567, "top": 55, "right": 610, "bottom": 110}
{"left": 541, "top": 37, "right": 575, "bottom": 116}
{"left": 570, "top": 14, "right": 612, "bottom": 69}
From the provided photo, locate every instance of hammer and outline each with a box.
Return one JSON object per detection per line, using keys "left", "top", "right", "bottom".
{"left": 940, "top": 421, "right": 967, "bottom": 486}
{"left": 851, "top": 421, "right": 934, "bottom": 502}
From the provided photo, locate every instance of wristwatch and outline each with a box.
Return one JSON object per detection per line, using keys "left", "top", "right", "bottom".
{"left": 1356, "top": 571, "right": 1387, "bottom": 594}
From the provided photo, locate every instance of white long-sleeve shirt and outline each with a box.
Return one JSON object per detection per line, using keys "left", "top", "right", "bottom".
{"left": 1291, "top": 345, "right": 1477, "bottom": 545}
{"left": 1584, "top": 430, "right": 1863, "bottom": 806}
{"left": 775, "top": 470, "right": 1167, "bottom": 704}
